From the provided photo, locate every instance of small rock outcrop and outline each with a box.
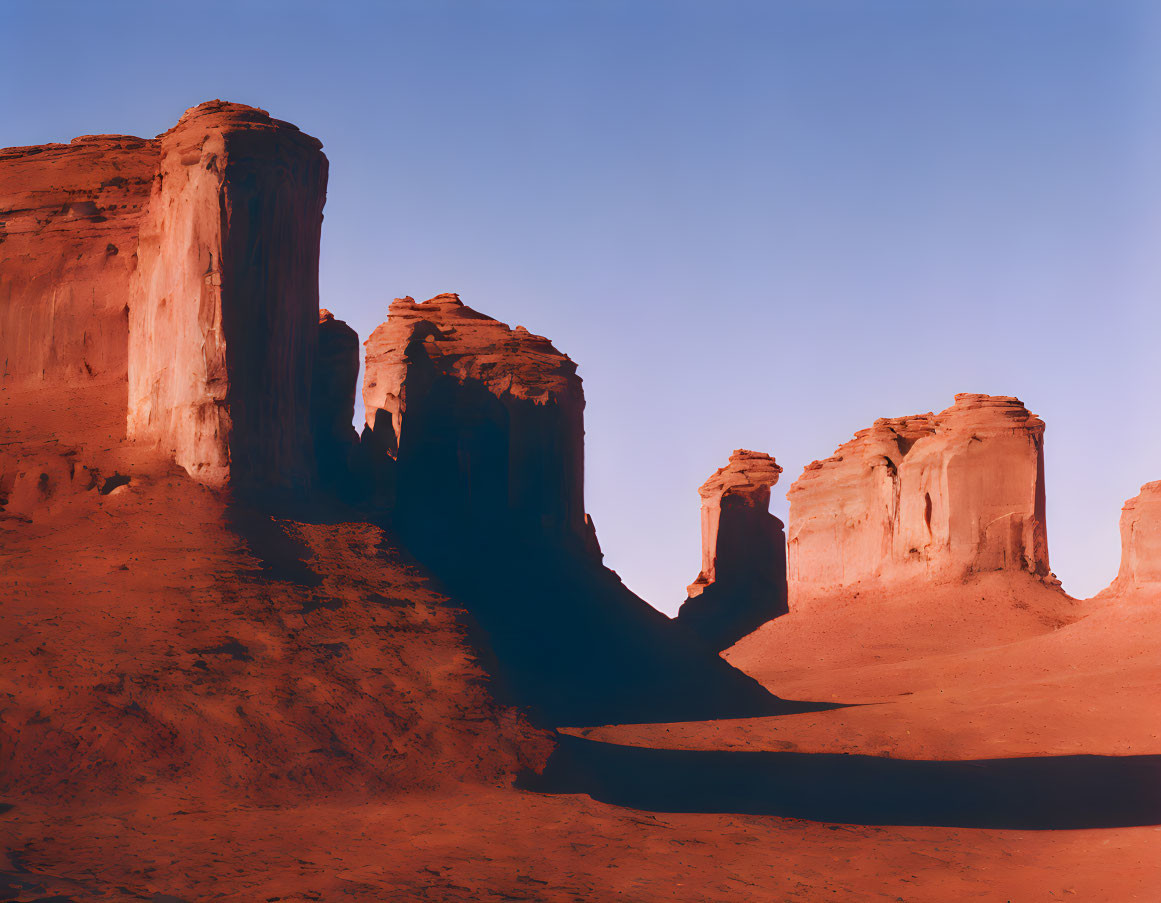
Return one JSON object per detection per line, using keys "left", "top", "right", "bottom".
{"left": 312, "top": 309, "right": 360, "bottom": 487}
{"left": 678, "top": 450, "right": 788, "bottom": 650}
{"left": 1110, "top": 482, "right": 1161, "bottom": 593}
{"left": 362, "top": 293, "right": 586, "bottom": 544}
{"left": 788, "top": 394, "right": 1050, "bottom": 598}
{"left": 127, "top": 101, "right": 329, "bottom": 488}
{"left": 0, "top": 134, "right": 157, "bottom": 385}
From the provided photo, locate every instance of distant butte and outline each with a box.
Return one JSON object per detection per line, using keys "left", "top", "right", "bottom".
{"left": 787, "top": 393, "right": 1053, "bottom": 601}
{"left": 1108, "top": 481, "right": 1161, "bottom": 594}
{"left": 678, "top": 449, "right": 788, "bottom": 650}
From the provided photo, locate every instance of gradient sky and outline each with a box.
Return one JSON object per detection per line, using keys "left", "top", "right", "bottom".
{"left": 5, "top": 1, "right": 1160, "bottom": 611}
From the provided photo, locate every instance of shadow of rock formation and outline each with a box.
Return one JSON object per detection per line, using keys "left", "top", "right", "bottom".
{"left": 526, "top": 735, "right": 1161, "bottom": 829}
{"left": 358, "top": 294, "right": 821, "bottom": 727}
{"left": 402, "top": 529, "right": 832, "bottom": 728}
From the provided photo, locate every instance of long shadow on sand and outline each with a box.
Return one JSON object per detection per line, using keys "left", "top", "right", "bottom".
{"left": 524, "top": 735, "right": 1161, "bottom": 829}
{"left": 399, "top": 531, "right": 841, "bottom": 728}
{"left": 221, "top": 493, "right": 842, "bottom": 729}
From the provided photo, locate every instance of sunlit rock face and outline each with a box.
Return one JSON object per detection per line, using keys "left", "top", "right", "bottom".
{"left": 1110, "top": 482, "right": 1161, "bottom": 592}
{"left": 0, "top": 134, "right": 156, "bottom": 386}
{"left": 678, "top": 450, "right": 788, "bottom": 650}
{"left": 362, "top": 293, "right": 587, "bottom": 544}
{"left": 127, "top": 101, "right": 328, "bottom": 488}
{"left": 788, "top": 394, "right": 1050, "bottom": 599}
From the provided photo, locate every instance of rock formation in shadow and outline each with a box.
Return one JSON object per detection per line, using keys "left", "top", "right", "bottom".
{"left": 312, "top": 309, "right": 361, "bottom": 494}
{"left": 677, "top": 450, "right": 788, "bottom": 650}
{"left": 788, "top": 394, "right": 1055, "bottom": 602}
{"left": 362, "top": 293, "right": 587, "bottom": 545}
{"left": 360, "top": 294, "right": 800, "bottom": 726}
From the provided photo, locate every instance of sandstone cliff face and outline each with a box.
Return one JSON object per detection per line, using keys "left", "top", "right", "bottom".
{"left": 1111, "top": 482, "right": 1161, "bottom": 592}
{"left": 678, "top": 450, "right": 788, "bottom": 650}
{"left": 362, "top": 293, "right": 586, "bottom": 543}
{"left": 0, "top": 135, "right": 156, "bottom": 386}
{"left": 788, "top": 394, "right": 1050, "bottom": 597}
{"left": 127, "top": 101, "right": 328, "bottom": 488}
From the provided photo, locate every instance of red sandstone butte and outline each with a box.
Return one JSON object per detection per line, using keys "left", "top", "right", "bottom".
{"left": 0, "top": 134, "right": 156, "bottom": 385}
{"left": 787, "top": 394, "right": 1050, "bottom": 599}
{"left": 127, "top": 101, "right": 328, "bottom": 488}
{"left": 678, "top": 450, "right": 788, "bottom": 649}
{"left": 362, "top": 293, "right": 586, "bottom": 543}
{"left": 1109, "top": 481, "right": 1161, "bottom": 593}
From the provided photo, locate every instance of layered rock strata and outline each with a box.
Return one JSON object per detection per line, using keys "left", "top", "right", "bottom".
{"left": 127, "top": 101, "right": 329, "bottom": 488}
{"left": 678, "top": 450, "right": 788, "bottom": 649}
{"left": 0, "top": 134, "right": 156, "bottom": 385}
{"left": 1110, "top": 482, "right": 1161, "bottom": 592}
{"left": 363, "top": 293, "right": 586, "bottom": 543}
{"left": 788, "top": 394, "right": 1050, "bottom": 597}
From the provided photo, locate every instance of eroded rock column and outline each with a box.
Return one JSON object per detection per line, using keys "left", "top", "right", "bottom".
{"left": 312, "top": 309, "right": 360, "bottom": 487}
{"left": 127, "top": 101, "right": 328, "bottom": 488}
{"left": 678, "top": 450, "right": 787, "bottom": 649}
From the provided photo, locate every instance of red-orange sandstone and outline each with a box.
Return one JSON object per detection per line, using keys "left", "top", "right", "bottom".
{"left": 678, "top": 449, "right": 788, "bottom": 649}
{"left": 362, "top": 292, "right": 586, "bottom": 544}
{"left": 127, "top": 101, "right": 328, "bottom": 489}
{"left": 4, "top": 103, "right": 1161, "bottom": 903}
{"left": 788, "top": 393, "right": 1051, "bottom": 601}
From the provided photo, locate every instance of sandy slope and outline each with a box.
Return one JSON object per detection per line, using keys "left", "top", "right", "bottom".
{"left": 0, "top": 380, "right": 550, "bottom": 803}
{"left": 6, "top": 786, "right": 1161, "bottom": 901}
{"left": 576, "top": 574, "right": 1161, "bottom": 760}
{"left": 5, "top": 381, "right": 1160, "bottom": 901}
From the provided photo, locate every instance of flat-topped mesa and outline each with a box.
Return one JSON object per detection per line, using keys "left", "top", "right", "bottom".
{"left": 678, "top": 450, "right": 788, "bottom": 650}
{"left": 788, "top": 394, "right": 1050, "bottom": 599}
{"left": 1110, "top": 482, "right": 1161, "bottom": 594}
{"left": 0, "top": 133, "right": 158, "bottom": 386}
{"left": 362, "top": 293, "right": 587, "bottom": 543}
{"left": 127, "top": 101, "right": 328, "bottom": 488}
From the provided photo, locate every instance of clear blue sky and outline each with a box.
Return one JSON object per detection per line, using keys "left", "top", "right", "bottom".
{"left": 5, "top": 1, "right": 1160, "bottom": 610}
